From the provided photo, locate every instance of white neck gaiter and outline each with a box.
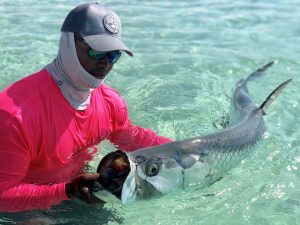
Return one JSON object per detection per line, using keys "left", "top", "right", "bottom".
{"left": 45, "top": 32, "right": 104, "bottom": 110}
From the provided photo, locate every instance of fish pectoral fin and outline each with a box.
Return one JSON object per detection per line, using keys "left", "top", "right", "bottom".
{"left": 179, "top": 154, "right": 205, "bottom": 169}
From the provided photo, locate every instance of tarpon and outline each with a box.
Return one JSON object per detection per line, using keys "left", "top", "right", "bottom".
{"left": 92, "top": 61, "right": 291, "bottom": 204}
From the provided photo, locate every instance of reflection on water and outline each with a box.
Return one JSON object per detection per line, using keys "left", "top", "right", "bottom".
{"left": 0, "top": 200, "right": 123, "bottom": 225}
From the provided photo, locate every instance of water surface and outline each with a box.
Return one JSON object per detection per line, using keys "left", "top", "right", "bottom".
{"left": 0, "top": 0, "right": 299, "bottom": 224}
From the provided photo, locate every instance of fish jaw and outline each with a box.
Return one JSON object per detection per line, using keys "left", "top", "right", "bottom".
{"left": 121, "top": 156, "right": 137, "bottom": 204}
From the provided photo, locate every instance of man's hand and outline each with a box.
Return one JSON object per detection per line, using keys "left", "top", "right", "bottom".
{"left": 65, "top": 173, "right": 103, "bottom": 204}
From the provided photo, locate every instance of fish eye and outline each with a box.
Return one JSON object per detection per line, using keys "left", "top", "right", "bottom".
{"left": 145, "top": 162, "right": 160, "bottom": 176}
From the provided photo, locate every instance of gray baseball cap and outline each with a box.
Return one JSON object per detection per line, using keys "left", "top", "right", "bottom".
{"left": 61, "top": 2, "right": 133, "bottom": 56}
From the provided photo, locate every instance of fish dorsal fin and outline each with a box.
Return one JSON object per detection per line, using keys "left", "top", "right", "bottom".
{"left": 259, "top": 79, "right": 292, "bottom": 115}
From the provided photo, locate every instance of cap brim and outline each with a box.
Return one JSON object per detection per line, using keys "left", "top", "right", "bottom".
{"left": 83, "top": 34, "right": 133, "bottom": 56}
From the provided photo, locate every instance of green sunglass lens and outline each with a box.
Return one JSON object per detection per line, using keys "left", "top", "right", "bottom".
{"left": 88, "top": 49, "right": 107, "bottom": 60}
{"left": 87, "top": 48, "right": 121, "bottom": 64}
{"left": 109, "top": 51, "right": 122, "bottom": 64}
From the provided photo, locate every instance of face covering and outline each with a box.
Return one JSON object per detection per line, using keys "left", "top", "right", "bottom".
{"left": 45, "top": 32, "right": 104, "bottom": 110}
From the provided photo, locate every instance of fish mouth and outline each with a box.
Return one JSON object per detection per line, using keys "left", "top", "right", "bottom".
{"left": 92, "top": 150, "right": 131, "bottom": 203}
{"left": 92, "top": 150, "right": 162, "bottom": 204}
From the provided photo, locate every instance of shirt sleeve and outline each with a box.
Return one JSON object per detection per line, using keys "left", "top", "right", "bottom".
{"left": 0, "top": 111, "right": 69, "bottom": 212}
{"left": 107, "top": 93, "right": 173, "bottom": 152}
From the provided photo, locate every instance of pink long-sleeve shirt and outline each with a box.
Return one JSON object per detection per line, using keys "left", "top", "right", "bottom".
{"left": 0, "top": 69, "right": 172, "bottom": 212}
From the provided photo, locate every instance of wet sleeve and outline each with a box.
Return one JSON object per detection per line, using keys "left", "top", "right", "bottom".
{"left": 0, "top": 112, "right": 69, "bottom": 212}
{"left": 107, "top": 95, "right": 173, "bottom": 152}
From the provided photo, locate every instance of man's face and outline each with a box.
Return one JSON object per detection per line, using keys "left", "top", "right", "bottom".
{"left": 75, "top": 38, "right": 113, "bottom": 80}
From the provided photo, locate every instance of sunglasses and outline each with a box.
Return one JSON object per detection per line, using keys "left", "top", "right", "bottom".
{"left": 74, "top": 34, "right": 122, "bottom": 64}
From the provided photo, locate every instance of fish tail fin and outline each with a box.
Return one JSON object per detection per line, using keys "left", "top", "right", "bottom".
{"left": 245, "top": 61, "right": 275, "bottom": 83}
{"left": 259, "top": 79, "right": 292, "bottom": 115}
{"left": 238, "top": 61, "right": 275, "bottom": 89}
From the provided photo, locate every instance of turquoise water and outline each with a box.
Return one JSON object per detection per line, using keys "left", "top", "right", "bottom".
{"left": 0, "top": 0, "right": 299, "bottom": 224}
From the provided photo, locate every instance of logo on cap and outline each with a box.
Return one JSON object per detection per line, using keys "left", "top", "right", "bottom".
{"left": 103, "top": 13, "right": 119, "bottom": 34}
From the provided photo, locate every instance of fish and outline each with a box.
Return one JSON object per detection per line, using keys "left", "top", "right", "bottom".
{"left": 92, "top": 61, "right": 291, "bottom": 205}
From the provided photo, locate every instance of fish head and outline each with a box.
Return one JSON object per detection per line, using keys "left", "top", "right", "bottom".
{"left": 121, "top": 154, "right": 184, "bottom": 204}
{"left": 92, "top": 150, "right": 184, "bottom": 204}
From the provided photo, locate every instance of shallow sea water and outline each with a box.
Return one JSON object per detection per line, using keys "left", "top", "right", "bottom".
{"left": 0, "top": 0, "right": 299, "bottom": 224}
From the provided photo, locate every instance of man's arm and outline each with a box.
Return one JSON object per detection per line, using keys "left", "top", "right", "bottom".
{"left": 0, "top": 112, "right": 69, "bottom": 212}
{"left": 0, "top": 181, "right": 67, "bottom": 212}
{"left": 110, "top": 120, "right": 173, "bottom": 152}
{"left": 0, "top": 149, "right": 69, "bottom": 212}
{"left": 106, "top": 94, "right": 173, "bottom": 152}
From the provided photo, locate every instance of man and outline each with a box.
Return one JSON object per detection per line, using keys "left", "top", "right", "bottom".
{"left": 0, "top": 2, "right": 172, "bottom": 212}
